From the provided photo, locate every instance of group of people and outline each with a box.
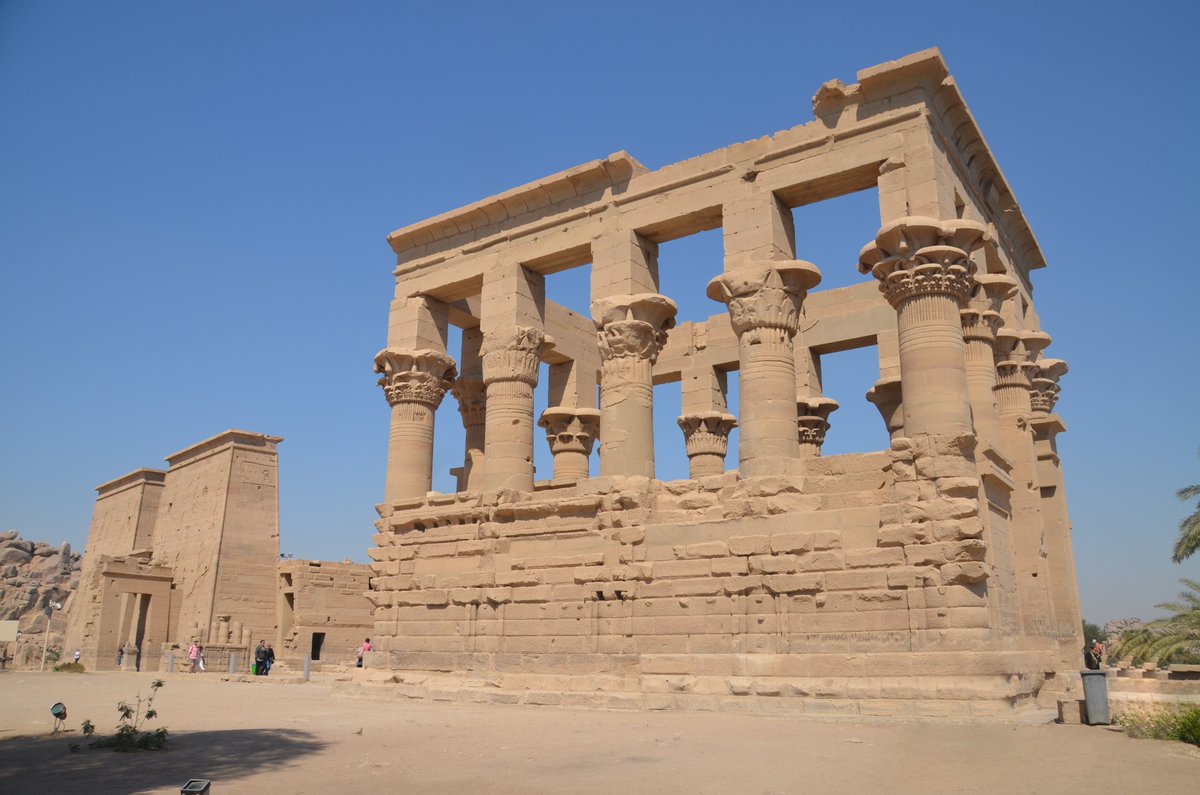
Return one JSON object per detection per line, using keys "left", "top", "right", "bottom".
{"left": 254, "top": 640, "right": 276, "bottom": 675}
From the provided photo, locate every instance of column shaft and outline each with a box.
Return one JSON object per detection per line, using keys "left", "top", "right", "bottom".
{"left": 708, "top": 262, "right": 820, "bottom": 477}
{"left": 375, "top": 348, "right": 456, "bottom": 504}
{"left": 593, "top": 294, "right": 676, "bottom": 478}
{"left": 481, "top": 326, "right": 546, "bottom": 492}
{"left": 859, "top": 217, "right": 989, "bottom": 438}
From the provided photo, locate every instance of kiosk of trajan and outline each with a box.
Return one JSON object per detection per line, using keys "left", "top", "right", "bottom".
{"left": 367, "top": 49, "right": 1081, "bottom": 717}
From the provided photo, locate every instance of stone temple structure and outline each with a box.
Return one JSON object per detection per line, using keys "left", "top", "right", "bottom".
{"left": 367, "top": 49, "right": 1081, "bottom": 717}
{"left": 64, "top": 430, "right": 372, "bottom": 671}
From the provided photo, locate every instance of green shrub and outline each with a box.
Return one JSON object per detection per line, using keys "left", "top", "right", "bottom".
{"left": 53, "top": 662, "right": 85, "bottom": 673}
{"left": 1177, "top": 708, "right": 1200, "bottom": 746}
{"left": 1115, "top": 704, "right": 1200, "bottom": 746}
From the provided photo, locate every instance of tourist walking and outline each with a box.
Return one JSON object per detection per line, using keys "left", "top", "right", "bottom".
{"left": 255, "top": 640, "right": 268, "bottom": 675}
{"left": 265, "top": 644, "right": 275, "bottom": 675}
{"left": 356, "top": 637, "right": 371, "bottom": 668}
{"left": 188, "top": 641, "right": 199, "bottom": 673}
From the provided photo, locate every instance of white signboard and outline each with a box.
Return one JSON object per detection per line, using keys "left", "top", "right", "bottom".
{"left": 0, "top": 620, "right": 18, "bottom": 642}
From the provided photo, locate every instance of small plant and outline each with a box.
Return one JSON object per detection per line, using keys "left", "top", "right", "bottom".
{"left": 1114, "top": 704, "right": 1200, "bottom": 746}
{"left": 80, "top": 719, "right": 94, "bottom": 737}
{"left": 87, "top": 679, "right": 169, "bottom": 752}
{"left": 54, "top": 661, "right": 85, "bottom": 673}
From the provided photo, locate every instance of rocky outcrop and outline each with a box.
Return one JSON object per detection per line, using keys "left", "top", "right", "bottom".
{"left": 0, "top": 530, "right": 82, "bottom": 669}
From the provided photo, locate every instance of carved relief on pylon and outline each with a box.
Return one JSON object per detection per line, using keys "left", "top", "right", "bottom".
{"left": 677, "top": 412, "right": 738, "bottom": 458}
{"left": 538, "top": 407, "right": 601, "bottom": 456}
{"left": 592, "top": 293, "right": 677, "bottom": 365}
{"left": 374, "top": 348, "right": 457, "bottom": 408}
{"left": 451, "top": 378, "right": 487, "bottom": 426}
{"left": 1029, "top": 359, "right": 1068, "bottom": 416}
{"left": 481, "top": 326, "right": 550, "bottom": 386}
{"left": 858, "top": 217, "right": 990, "bottom": 308}
{"left": 796, "top": 396, "right": 839, "bottom": 451}
{"left": 706, "top": 261, "right": 822, "bottom": 342}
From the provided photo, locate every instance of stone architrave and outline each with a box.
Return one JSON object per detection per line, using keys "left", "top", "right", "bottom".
{"left": 960, "top": 274, "right": 1018, "bottom": 438}
{"left": 538, "top": 407, "right": 601, "bottom": 484}
{"left": 858, "top": 217, "right": 989, "bottom": 437}
{"left": 481, "top": 326, "right": 549, "bottom": 492}
{"left": 375, "top": 348, "right": 457, "bottom": 502}
{"left": 592, "top": 293, "right": 677, "bottom": 478}
{"left": 796, "top": 396, "right": 839, "bottom": 457}
{"left": 677, "top": 412, "right": 737, "bottom": 478}
{"left": 1030, "top": 359, "right": 1068, "bottom": 417}
{"left": 707, "top": 261, "right": 821, "bottom": 476}
{"left": 865, "top": 377, "right": 905, "bottom": 441}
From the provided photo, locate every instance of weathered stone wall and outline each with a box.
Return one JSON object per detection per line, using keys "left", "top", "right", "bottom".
{"left": 277, "top": 560, "right": 373, "bottom": 663}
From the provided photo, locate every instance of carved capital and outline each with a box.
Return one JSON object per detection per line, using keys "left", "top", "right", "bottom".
{"left": 374, "top": 348, "right": 457, "bottom": 408}
{"left": 593, "top": 293, "right": 677, "bottom": 364}
{"left": 865, "top": 377, "right": 904, "bottom": 438}
{"left": 1030, "top": 358, "right": 1068, "bottom": 416}
{"left": 961, "top": 272, "right": 1016, "bottom": 343}
{"left": 706, "top": 261, "right": 821, "bottom": 340}
{"left": 677, "top": 412, "right": 737, "bottom": 458}
{"left": 481, "top": 326, "right": 550, "bottom": 386}
{"left": 538, "top": 407, "right": 601, "bottom": 456}
{"left": 451, "top": 377, "right": 487, "bottom": 426}
{"left": 858, "top": 217, "right": 989, "bottom": 308}
{"left": 994, "top": 328, "right": 1051, "bottom": 385}
{"left": 796, "top": 396, "right": 839, "bottom": 449}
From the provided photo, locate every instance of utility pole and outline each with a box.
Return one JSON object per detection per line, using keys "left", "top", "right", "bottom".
{"left": 39, "top": 600, "right": 63, "bottom": 672}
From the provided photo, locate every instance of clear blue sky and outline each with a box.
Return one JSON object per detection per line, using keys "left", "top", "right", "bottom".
{"left": 1, "top": 1, "right": 1196, "bottom": 626}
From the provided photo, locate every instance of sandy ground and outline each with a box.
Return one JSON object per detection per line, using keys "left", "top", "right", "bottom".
{"left": 1, "top": 671, "right": 1197, "bottom": 794}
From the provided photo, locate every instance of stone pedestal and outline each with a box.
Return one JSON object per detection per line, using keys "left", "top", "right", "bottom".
{"left": 707, "top": 261, "right": 821, "bottom": 476}
{"left": 375, "top": 348, "right": 457, "bottom": 503}
{"left": 481, "top": 326, "right": 547, "bottom": 492}
{"left": 538, "top": 407, "right": 600, "bottom": 483}
{"left": 677, "top": 412, "right": 737, "bottom": 478}
{"left": 866, "top": 377, "right": 905, "bottom": 441}
{"left": 859, "top": 217, "right": 988, "bottom": 437}
{"left": 593, "top": 294, "right": 676, "bottom": 478}
{"left": 796, "top": 396, "right": 839, "bottom": 457}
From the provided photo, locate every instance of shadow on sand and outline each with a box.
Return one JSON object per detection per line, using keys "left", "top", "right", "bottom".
{"left": 0, "top": 727, "right": 325, "bottom": 794}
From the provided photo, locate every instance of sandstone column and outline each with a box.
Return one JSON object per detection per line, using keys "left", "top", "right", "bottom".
{"left": 707, "top": 261, "right": 820, "bottom": 476}
{"left": 481, "top": 326, "right": 547, "bottom": 492}
{"left": 993, "top": 327, "right": 1056, "bottom": 639}
{"left": 592, "top": 293, "right": 676, "bottom": 478}
{"left": 960, "top": 274, "right": 1017, "bottom": 440}
{"left": 452, "top": 328, "right": 486, "bottom": 492}
{"left": 796, "top": 396, "right": 839, "bottom": 457}
{"left": 993, "top": 328, "right": 1050, "bottom": 421}
{"left": 858, "top": 217, "right": 989, "bottom": 437}
{"left": 866, "top": 377, "right": 905, "bottom": 441}
{"left": 677, "top": 412, "right": 737, "bottom": 478}
{"left": 1029, "top": 358, "right": 1082, "bottom": 664}
{"left": 375, "top": 348, "right": 457, "bottom": 502}
{"left": 538, "top": 407, "right": 600, "bottom": 483}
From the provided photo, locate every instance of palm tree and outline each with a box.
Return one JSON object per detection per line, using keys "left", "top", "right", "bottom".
{"left": 1111, "top": 579, "right": 1200, "bottom": 666}
{"left": 1176, "top": 449, "right": 1200, "bottom": 562}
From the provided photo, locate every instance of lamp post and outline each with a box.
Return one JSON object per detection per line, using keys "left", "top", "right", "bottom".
{"left": 39, "top": 600, "right": 62, "bottom": 673}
